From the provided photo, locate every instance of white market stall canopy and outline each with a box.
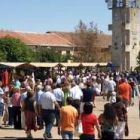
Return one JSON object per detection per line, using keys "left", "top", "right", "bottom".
{"left": 0, "top": 62, "right": 24, "bottom": 67}
{"left": 61, "top": 63, "right": 82, "bottom": 67}
{"left": 0, "top": 62, "right": 108, "bottom": 68}
{"left": 30, "top": 62, "right": 59, "bottom": 68}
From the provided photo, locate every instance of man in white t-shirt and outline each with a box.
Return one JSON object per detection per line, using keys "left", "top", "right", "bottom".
{"left": 69, "top": 81, "right": 83, "bottom": 113}
{"left": 39, "top": 85, "right": 60, "bottom": 139}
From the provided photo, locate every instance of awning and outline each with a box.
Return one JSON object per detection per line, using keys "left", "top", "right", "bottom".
{"left": 0, "top": 62, "right": 24, "bottom": 67}
{"left": 30, "top": 62, "right": 59, "bottom": 68}
{"left": 61, "top": 63, "right": 81, "bottom": 67}
{"left": 81, "top": 63, "right": 97, "bottom": 67}
{"left": 97, "top": 63, "right": 108, "bottom": 66}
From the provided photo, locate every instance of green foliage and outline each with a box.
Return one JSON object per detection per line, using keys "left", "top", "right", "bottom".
{"left": 0, "top": 36, "right": 36, "bottom": 62}
{"left": 37, "top": 48, "right": 71, "bottom": 62}
{"left": 135, "top": 66, "right": 140, "bottom": 71}
{"left": 0, "top": 50, "right": 7, "bottom": 61}
{"left": 137, "top": 51, "right": 140, "bottom": 65}
{"left": 136, "top": 51, "right": 140, "bottom": 70}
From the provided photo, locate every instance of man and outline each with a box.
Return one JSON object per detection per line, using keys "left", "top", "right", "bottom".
{"left": 107, "top": 77, "right": 116, "bottom": 101}
{"left": 58, "top": 97, "right": 78, "bottom": 139}
{"left": 69, "top": 81, "right": 83, "bottom": 113}
{"left": 118, "top": 78, "right": 132, "bottom": 110}
{"left": 39, "top": 85, "right": 60, "bottom": 139}
{"left": 102, "top": 75, "right": 109, "bottom": 100}
{"left": 80, "top": 81, "right": 95, "bottom": 113}
{"left": 53, "top": 83, "right": 64, "bottom": 126}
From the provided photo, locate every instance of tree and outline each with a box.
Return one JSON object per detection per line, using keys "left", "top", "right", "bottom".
{"left": 0, "top": 36, "right": 36, "bottom": 62}
{"left": 37, "top": 48, "right": 71, "bottom": 62}
{"left": 0, "top": 50, "right": 7, "bottom": 61}
{"left": 73, "top": 20, "right": 102, "bottom": 62}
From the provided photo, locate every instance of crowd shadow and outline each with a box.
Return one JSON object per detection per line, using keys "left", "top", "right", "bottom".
{"left": 2, "top": 137, "right": 43, "bottom": 140}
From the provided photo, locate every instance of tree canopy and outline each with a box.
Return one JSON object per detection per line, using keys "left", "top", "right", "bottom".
{"left": 0, "top": 36, "right": 72, "bottom": 63}
{"left": 36, "top": 48, "right": 71, "bottom": 62}
{"left": 0, "top": 36, "right": 35, "bottom": 62}
{"left": 73, "top": 20, "right": 104, "bottom": 62}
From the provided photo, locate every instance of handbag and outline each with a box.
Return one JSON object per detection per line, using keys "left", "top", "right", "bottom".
{"left": 124, "top": 122, "right": 129, "bottom": 137}
{"left": 74, "top": 115, "right": 83, "bottom": 137}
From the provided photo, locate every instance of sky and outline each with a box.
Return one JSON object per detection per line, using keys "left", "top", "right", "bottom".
{"left": 0, "top": 0, "right": 112, "bottom": 34}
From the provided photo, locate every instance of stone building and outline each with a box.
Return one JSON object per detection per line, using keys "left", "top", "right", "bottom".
{"left": 106, "top": 0, "right": 140, "bottom": 70}
{"left": 0, "top": 30, "right": 111, "bottom": 62}
{"left": 0, "top": 30, "right": 74, "bottom": 55}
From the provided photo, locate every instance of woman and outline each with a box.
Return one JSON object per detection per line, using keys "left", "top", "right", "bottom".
{"left": 22, "top": 90, "right": 38, "bottom": 138}
{"left": 112, "top": 95, "right": 127, "bottom": 139}
{"left": 8, "top": 85, "right": 14, "bottom": 126}
{"left": 80, "top": 102, "right": 101, "bottom": 140}
{"left": 11, "top": 87, "right": 21, "bottom": 129}
{"left": 62, "top": 78, "right": 70, "bottom": 106}
{"left": 92, "top": 77, "right": 100, "bottom": 107}
{"left": 128, "top": 78, "right": 136, "bottom": 106}
{"left": 98, "top": 103, "right": 118, "bottom": 140}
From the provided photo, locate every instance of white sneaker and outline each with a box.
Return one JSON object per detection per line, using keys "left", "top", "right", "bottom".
{"left": 43, "top": 133, "right": 48, "bottom": 139}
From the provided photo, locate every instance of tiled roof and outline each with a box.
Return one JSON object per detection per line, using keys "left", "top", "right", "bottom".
{"left": 0, "top": 30, "right": 112, "bottom": 48}
{"left": 48, "top": 31, "right": 112, "bottom": 48}
{"left": 0, "top": 30, "right": 72, "bottom": 47}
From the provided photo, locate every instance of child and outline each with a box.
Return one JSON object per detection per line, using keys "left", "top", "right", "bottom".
{"left": 110, "top": 91, "right": 117, "bottom": 104}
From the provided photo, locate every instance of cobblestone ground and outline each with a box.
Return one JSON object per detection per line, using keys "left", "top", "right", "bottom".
{"left": 0, "top": 96, "right": 140, "bottom": 139}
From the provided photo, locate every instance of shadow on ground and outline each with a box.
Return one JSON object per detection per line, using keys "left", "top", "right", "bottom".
{"left": 2, "top": 137, "right": 43, "bottom": 139}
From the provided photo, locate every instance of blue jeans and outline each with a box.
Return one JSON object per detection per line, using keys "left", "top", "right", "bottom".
{"left": 61, "top": 131, "right": 74, "bottom": 139}
{"left": 0, "top": 103, "right": 4, "bottom": 116}
{"left": 41, "top": 109, "right": 55, "bottom": 137}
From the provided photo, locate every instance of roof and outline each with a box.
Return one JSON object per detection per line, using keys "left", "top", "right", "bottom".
{"left": 48, "top": 31, "right": 112, "bottom": 48}
{"left": 0, "top": 30, "right": 112, "bottom": 48}
{"left": 0, "top": 30, "right": 72, "bottom": 47}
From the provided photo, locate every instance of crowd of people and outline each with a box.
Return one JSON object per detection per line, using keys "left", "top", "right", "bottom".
{"left": 0, "top": 68, "right": 139, "bottom": 139}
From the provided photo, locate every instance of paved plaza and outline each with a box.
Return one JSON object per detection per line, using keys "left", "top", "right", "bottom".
{"left": 0, "top": 96, "right": 140, "bottom": 139}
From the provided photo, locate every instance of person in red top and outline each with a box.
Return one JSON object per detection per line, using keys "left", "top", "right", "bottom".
{"left": 80, "top": 102, "right": 101, "bottom": 140}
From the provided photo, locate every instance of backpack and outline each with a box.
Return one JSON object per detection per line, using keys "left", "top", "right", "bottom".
{"left": 101, "top": 122, "right": 115, "bottom": 133}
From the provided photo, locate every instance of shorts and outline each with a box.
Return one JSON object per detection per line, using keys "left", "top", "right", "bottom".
{"left": 0, "top": 103, "right": 4, "bottom": 116}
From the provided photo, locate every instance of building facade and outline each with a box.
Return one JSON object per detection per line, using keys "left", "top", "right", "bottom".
{"left": 0, "top": 30, "right": 111, "bottom": 62}
{"left": 106, "top": 0, "right": 140, "bottom": 70}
